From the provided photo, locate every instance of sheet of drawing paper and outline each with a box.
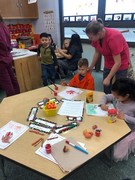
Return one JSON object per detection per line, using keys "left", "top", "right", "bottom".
{"left": 58, "top": 100, "right": 84, "bottom": 117}
{"left": 0, "top": 121, "right": 28, "bottom": 149}
{"left": 58, "top": 87, "right": 83, "bottom": 100}
{"left": 51, "top": 137, "right": 91, "bottom": 172}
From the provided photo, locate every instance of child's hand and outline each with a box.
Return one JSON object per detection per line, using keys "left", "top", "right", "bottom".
{"left": 61, "top": 81, "right": 68, "bottom": 86}
{"left": 117, "top": 112, "right": 125, "bottom": 120}
{"left": 100, "top": 104, "right": 108, "bottom": 111}
{"left": 58, "top": 48, "right": 63, "bottom": 54}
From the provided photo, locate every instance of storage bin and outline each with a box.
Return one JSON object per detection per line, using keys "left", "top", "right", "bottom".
{"left": 43, "top": 105, "right": 57, "bottom": 117}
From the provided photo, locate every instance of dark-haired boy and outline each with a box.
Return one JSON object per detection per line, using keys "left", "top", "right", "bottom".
{"left": 37, "top": 32, "right": 58, "bottom": 86}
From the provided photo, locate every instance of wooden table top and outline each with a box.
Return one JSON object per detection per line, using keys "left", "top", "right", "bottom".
{"left": 0, "top": 85, "right": 131, "bottom": 180}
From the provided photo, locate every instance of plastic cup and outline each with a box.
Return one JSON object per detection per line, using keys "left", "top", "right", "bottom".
{"left": 45, "top": 144, "right": 51, "bottom": 154}
{"left": 95, "top": 130, "right": 101, "bottom": 137}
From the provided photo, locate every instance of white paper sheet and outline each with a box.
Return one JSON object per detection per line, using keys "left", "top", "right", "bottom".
{"left": 0, "top": 121, "right": 29, "bottom": 149}
{"left": 58, "top": 87, "right": 83, "bottom": 100}
{"left": 35, "top": 133, "right": 65, "bottom": 164}
{"left": 58, "top": 100, "right": 84, "bottom": 117}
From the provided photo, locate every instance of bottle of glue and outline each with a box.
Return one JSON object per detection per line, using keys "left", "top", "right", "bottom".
{"left": 107, "top": 108, "right": 117, "bottom": 123}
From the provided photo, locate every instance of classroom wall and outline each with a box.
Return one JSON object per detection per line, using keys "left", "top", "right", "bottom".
{"left": 33, "top": 0, "right": 61, "bottom": 47}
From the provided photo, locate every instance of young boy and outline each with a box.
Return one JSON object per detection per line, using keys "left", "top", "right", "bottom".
{"left": 61, "top": 58, "right": 95, "bottom": 90}
{"left": 37, "top": 32, "right": 58, "bottom": 86}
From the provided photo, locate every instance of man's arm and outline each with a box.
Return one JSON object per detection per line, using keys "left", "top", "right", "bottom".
{"left": 103, "top": 54, "right": 121, "bottom": 86}
{"left": 89, "top": 49, "right": 101, "bottom": 71}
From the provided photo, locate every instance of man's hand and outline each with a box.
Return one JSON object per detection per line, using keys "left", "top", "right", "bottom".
{"left": 103, "top": 77, "right": 111, "bottom": 86}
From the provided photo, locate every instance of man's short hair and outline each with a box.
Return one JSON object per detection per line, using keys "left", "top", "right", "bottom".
{"left": 78, "top": 58, "right": 89, "bottom": 67}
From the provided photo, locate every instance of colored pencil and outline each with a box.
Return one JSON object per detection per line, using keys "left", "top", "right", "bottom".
{"left": 47, "top": 85, "right": 55, "bottom": 93}
{"left": 32, "top": 137, "right": 43, "bottom": 146}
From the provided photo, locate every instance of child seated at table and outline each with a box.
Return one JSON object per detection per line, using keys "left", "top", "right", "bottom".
{"left": 100, "top": 78, "right": 135, "bottom": 162}
{"left": 61, "top": 58, "right": 95, "bottom": 90}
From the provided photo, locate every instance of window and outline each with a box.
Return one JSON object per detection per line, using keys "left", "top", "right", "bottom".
{"left": 105, "top": 0, "right": 135, "bottom": 14}
{"left": 63, "top": 0, "right": 98, "bottom": 16}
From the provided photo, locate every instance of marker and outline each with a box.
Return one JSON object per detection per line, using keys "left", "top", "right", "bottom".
{"left": 59, "top": 124, "right": 77, "bottom": 133}
{"left": 66, "top": 140, "right": 88, "bottom": 154}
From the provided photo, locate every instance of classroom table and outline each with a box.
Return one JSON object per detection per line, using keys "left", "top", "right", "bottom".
{"left": 0, "top": 85, "right": 131, "bottom": 180}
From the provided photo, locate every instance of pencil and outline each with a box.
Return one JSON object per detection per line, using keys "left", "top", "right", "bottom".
{"left": 47, "top": 85, "right": 55, "bottom": 93}
{"left": 49, "top": 79, "right": 58, "bottom": 88}
{"left": 34, "top": 138, "right": 44, "bottom": 147}
{"left": 32, "top": 137, "right": 43, "bottom": 146}
{"left": 47, "top": 136, "right": 58, "bottom": 141}
{"left": 41, "top": 139, "right": 45, "bottom": 147}
{"left": 29, "top": 129, "right": 44, "bottom": 136}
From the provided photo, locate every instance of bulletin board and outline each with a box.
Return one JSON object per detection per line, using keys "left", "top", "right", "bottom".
{"left": 43, "top": 10, "right": 57, "bottom": 43}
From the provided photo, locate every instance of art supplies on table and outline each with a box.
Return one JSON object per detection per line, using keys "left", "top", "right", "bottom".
{"left": 37, "top": 97, "right": 60, "bottom": 109}
{"left": 47, "top": 85, "right": 57, "bottom": 96}
{"left": 51, "top": 137, "right": 90, "bottom": 172}
{"left": 32, "top": 137, "right": 44, "bottom": 147}
{"left": 35, "top": 133, "right": 88, "bottom": 171}
{"left": 54, "top": 122, "right": 79, "bottom": 134}
{"left": 27, "top": 107, "right": 38, "bottom": 121}
{"left": 0, "top": 121, "right": 29, "bottom": 149}
{"left": 58, "top": 100, "right": 84, "bottom": 117}
{"left": 29, "top": 118, "right": 56, "bottom": 134}
{"left": 43, "top": 100, "right": 57, "bottom": 117}
{"left": 86, "top": 104, "right": 114, "bottom": 117}
{"left": 58, "top": 87, "right": 83, "bottom": 100}
{"left": 86, "top": 91, "right": 93, "bottom": 103}
{"left": 66, "top": 116, "right": 83, "bottom": 121}
{"left": 35, "top": 133, "right": 65, "bottom": 164}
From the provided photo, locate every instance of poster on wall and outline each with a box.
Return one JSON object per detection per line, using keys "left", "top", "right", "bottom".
{"left": 63, "top": 0, "right": 98, "bottom": 16}
{"left": 105, "top": 15, "right": 113, "bottom": 21}
{"left": 114, "top": 14, "right": 122, "bottom": 21}
{"left": 43, "top": 10, "right": 57, "bottom": 44}
{"left": 105, "top": 0, "right": 135, "bottom": 14}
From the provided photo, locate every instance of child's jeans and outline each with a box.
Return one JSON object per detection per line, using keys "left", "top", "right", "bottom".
{"left": 41, "top": 64, "right": 56, "bottom": 86}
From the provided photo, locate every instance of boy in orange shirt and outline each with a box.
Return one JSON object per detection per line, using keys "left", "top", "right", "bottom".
{"left": 61, "top": 58, "right": 95, "bottom": 90}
